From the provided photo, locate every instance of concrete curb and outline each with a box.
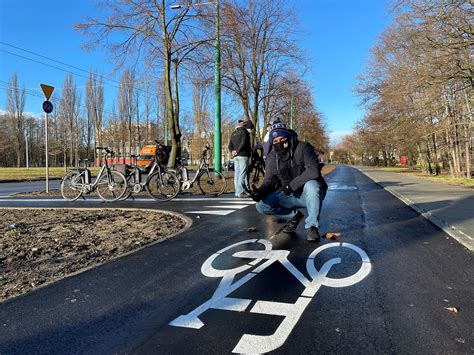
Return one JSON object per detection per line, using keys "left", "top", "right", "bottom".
{"left": 357, "top": 168, "right": 474, "bottom": 252}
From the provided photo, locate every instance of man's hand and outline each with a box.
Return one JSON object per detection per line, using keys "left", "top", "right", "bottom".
{"left": 249, "top": 184, "right": 263, "bottom": 202}
{"left": 282, "top": 184, "right": 293, "bottom": 196}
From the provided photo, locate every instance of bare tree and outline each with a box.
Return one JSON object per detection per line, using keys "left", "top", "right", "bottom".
{"left": 6, "top": 73, "right": 26, "bottom": 167}
{"left": 76, "top": 0, "right": 211, "bottom": 166}
{"left": 219, "top": 0, "right": 302, "bottom": 135}
{"left": 117, "top": 69, "right": 135, "bottom": 160}
{"left": 354, "top": 0, "right": 473, "bottom": 177}
{"left": 59, "top": 74, "right": 82, "bottom": 167}
{"left": 86, "top": 69, "right": 104, "bottom": 164}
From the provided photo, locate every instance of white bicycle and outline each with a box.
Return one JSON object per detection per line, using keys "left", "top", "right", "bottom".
{"left": 170, "top": 239, "right": 372, "bottom": 353}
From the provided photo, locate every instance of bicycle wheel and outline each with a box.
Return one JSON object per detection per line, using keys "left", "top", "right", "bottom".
{"left": 60, "top": 171, "right": 84, "bottom": 201}
{"left": 146, "top": 170, "right": 180, "bottom": 201}
{"left": 197, "top": 170, "right": 227, "bottom": 197}
{"left": 96, "top": 170, "right": 127, "bottom": 202}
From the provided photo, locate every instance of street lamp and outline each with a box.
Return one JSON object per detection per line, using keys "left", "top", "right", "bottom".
{"left": 171, "top": 1, "right": 222, "bottom": 172}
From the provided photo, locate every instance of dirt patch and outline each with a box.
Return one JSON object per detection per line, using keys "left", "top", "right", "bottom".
{"left": 0, "top": 208, "right": 187, "bottom": 302}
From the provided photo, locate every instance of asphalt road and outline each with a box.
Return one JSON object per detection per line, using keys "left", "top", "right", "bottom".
{"left": 0, "top": 165, "right": 472, "bottom": 354}
{"left": 0, "top": 179, "right": 60, "bottom": 197}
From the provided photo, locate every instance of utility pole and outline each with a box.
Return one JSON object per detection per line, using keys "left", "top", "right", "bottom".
{"left": 213, "top": 0, "right": 222, "bottom": 172}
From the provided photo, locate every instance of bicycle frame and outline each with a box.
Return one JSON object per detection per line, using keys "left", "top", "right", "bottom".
{"left": 71, "top": 154, "right": 110, "bottom": 192}
{"left": 178, "top": 148, "right": 211, "bottom": 191}
{"left": 69, "top": 149, "right": 116, "bottom": 191}
{"left": 128, "top": 143, "right": 166, "bottom": 184}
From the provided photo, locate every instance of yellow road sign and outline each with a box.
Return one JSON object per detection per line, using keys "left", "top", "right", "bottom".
{"left": 40, "top": 84, "right": 54, "bottom": 100}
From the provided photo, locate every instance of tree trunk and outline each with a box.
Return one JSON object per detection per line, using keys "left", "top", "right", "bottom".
{"left": 463, "top": 89, "right": 472, "bottom": 178}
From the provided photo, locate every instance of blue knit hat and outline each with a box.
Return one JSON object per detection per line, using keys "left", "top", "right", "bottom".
{"left": 271, "top": 128, "right": 293, "bottom": 143}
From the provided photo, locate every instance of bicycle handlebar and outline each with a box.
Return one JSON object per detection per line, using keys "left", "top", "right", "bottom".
{"left": 96, "top": 146, "right": 115, "bottom": 157}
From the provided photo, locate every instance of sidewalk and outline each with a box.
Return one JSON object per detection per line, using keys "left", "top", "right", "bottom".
{"left": 357, "top": 167, "right": 474, "bottom": 251}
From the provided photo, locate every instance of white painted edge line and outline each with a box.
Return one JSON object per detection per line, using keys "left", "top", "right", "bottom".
{"left": 358, "top": 168, "right": 474, "bottom": 252}
{"left": 0, "top": 197, "right": 255, "bottom": 203}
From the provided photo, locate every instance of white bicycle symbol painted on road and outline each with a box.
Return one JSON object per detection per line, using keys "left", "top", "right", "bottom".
{"left": 170, "top": 239, "right": 371, "bottom": 353}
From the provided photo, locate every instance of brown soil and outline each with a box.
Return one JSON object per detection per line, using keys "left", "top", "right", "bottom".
{"left": 0, "top": 208, "right": 187, "bottom": 302}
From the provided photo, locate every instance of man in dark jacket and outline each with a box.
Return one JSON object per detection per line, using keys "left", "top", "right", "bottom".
{"left": 250, "top": 128, "right": 327, "bottom": 241}
{"left": 228, "top": 119, "right": 252, "bottom": 197}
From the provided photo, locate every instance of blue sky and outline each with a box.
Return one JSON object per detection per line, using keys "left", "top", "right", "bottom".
{"left": 0, "top": 0, "right": 391, "bottom": 145}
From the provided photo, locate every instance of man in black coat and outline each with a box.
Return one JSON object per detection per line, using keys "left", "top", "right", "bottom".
{"left": 250, "top": 128, "right": 327, "bottom": 241}
{"left": 228, "top": 119, "right": 252, "bottom": 197}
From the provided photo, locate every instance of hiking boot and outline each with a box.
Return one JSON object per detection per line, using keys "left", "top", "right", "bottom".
{"left": 306, "top": 226, "right": 321, "bottom": 242}
{"left": 282, "top": 211, "right": 304, "bottom": 233}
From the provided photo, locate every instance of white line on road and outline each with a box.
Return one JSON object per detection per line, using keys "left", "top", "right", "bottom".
{"left": 0, "top": 197, "right": 256, "bottom": 203}
{"left": 205, "top": 205, "right": 250, "bottom": 209}
{"left": 186, "top": 210, "right": 235, "bottom": 216}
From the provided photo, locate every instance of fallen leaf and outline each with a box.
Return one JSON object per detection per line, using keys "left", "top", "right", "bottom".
{"left": 445, "top": 306, "right": 460, "bottom": 314}
{"left": 247, "top": 226, "right": 259, "bottom": 233}
{"left": 324, "top": 232, "right": 342, "bottom": 239}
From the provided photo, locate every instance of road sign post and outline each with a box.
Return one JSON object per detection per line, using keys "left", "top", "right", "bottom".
{"left": 40, "top": 84, "right": 54, "bottom": 193}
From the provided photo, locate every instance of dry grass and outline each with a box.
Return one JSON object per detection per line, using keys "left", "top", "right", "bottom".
{"left": 377, "top": 166, "right": 474, "bottom": 188}
{"left": 0, "top": 167, "right": 101, "bottom": 181}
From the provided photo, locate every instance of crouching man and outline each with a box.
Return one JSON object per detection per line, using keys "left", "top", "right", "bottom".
{"left": 250, "top": 128, "right": 327, "bottom": 241}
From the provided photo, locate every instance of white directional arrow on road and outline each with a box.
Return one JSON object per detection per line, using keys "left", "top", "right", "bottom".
{"left": 185, "top": 200, "right": 255, "bottom": 216}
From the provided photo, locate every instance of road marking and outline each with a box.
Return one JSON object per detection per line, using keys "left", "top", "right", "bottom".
{"left": 0, "top": 198, "right": 68, "bottom": 202}
{"left": 0, "top": 197, "right": 256, "bottom": 203}
{"left": 185, "top": 200, "right": 254, "bottom": 216}
{"left": 186, "top": 210, "right": 235, "bottom": 216}
{"left": 170, "top": 239, "right": 371, "bottom": 353}
{"left": 204, "top": 205, "right": 250, "bottom": 209}
{"left": 0, "top": 197, "right": 255, "bottom": 216}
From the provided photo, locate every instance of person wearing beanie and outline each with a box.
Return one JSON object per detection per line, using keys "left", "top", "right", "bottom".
{"left": 249, "top": 127, "right": 327, "bottom": 241}
{"left": 228, "top": 119, "right": 252, "bottom": 197}
{"left": 263, "top": 119, "right": 287, "bottom": 158}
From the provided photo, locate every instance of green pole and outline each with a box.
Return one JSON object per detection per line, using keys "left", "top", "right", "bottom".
{"left": 213, "top": 0, "right": 222, "bottom": 172}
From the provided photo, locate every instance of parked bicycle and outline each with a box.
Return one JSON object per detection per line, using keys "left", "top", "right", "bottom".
{"left": 171, "top": 144, "right": 227, "bottom": 197}
{"left": 248, "top": 144, "right": 265, "bottom": 183}
{"left": 60, "top": 147, "right": 127, "bottom": 202}
{"left": 117, "top": 140, "right": 180, "bottom": 201}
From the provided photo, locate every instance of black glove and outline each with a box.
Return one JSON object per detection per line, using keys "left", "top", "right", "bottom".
{"left": 282, "top": 184, "right": 293, "bottom": 196}
{"left": 250, "top": 184, "right": 263, "bottom": 202}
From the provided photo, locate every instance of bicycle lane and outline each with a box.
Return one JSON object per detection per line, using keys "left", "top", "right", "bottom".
{"left": 136, "top": 165, "right": 473, "bottom": 354}
{"left": 0, "top": 165, "right": 472, "bottom": 354}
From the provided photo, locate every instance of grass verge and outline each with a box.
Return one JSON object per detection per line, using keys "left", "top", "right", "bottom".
{"left": 0, "top": 167, "right": 101, "bottom": 181}
{"left": 376, "top": 166, "right": 474, "bottom": 188}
